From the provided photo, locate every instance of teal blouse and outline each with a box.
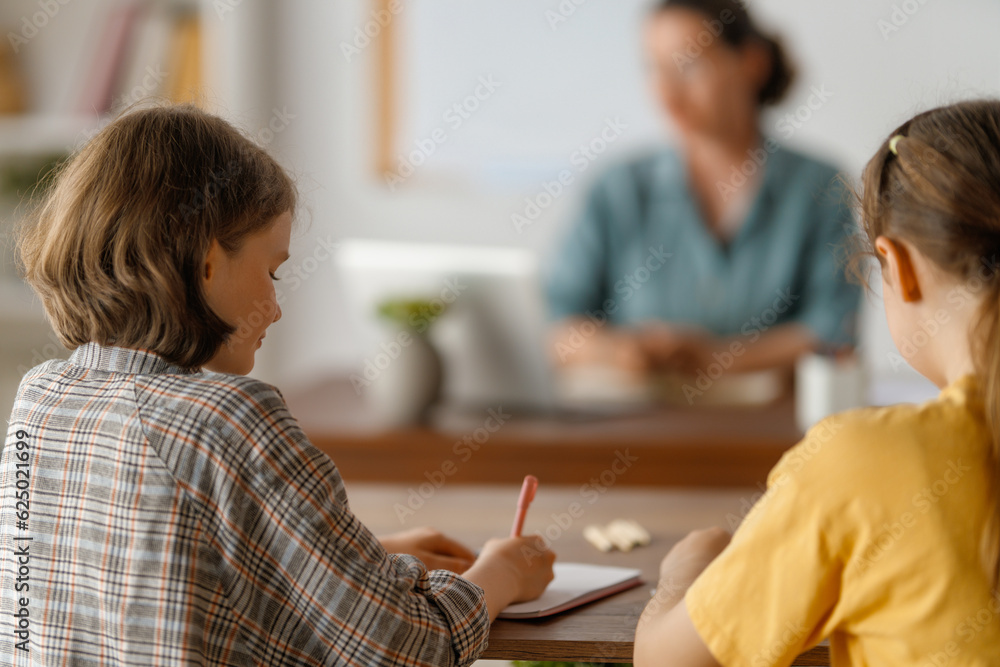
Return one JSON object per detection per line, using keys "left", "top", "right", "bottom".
{"left": 543, "top": 141, "right": 862, "bottom": 347}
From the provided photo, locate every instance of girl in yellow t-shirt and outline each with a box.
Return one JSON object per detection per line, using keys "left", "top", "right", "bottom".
{"left": 635, "top": 99, "right": 1000, "bottom": 666}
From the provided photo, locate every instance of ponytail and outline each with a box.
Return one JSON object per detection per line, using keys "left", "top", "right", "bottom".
{"left": 972, "top": 280, "right": 1000, "bottom": 590}
{"left": 757, "top": 35, "right": 795, "bottom": 106}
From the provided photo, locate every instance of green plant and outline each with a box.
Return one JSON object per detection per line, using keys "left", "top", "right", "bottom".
{"left": 0, "top": 152, "right": 67, "bottom": 200}
{"left": 376, "top": 298, "right": 448, "bottom": 335}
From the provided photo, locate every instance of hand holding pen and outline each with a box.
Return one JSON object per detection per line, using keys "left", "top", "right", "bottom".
{"left": 460, "top": 474, "right": 556, "bottom": 621}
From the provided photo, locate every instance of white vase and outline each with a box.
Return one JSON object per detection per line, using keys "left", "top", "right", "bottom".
{"left": 364, "top": 327, "right": 443, "bottom": 428}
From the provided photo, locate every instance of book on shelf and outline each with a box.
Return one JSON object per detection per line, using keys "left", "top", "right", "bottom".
{"left": 77, "top": 2, "right": 142, "bottom": 115}
{"left": 0, "top": 39, "right": 27, "bottom": 115}
{"left": 77, "top": 1, "right": 205, "bottom": 116}
{"left": 166, "top": 13, "right": 202, "bottom": 106}
{"left": 117, "top": 2, "right": 174, "bottom": 106}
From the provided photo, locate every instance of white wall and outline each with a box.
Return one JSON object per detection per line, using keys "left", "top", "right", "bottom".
{"left": 215, "top": 1, "right": 1000, "bottom": 393}
{"left": 2, "top": 0, "right": 997, "bottom": 399}
{"left": 0, "top": 0, "right": 287, "bottom": 395}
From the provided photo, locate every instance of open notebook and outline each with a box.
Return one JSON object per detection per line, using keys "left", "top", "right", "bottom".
{"left": 498, "top": 563, "right": 644, "bottom": 619}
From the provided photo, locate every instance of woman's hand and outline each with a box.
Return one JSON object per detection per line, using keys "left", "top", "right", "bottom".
{"left": 549, "top": 318, "right": 650, "bottom": 374}
{"left": 551, "top": 317, "right": 717, "bottom": 374}
{"left": 378, "top": 527, "right": 477, "bottom": 574}
{"left": 637, "top": 322, "right": 718, "bottom": 374}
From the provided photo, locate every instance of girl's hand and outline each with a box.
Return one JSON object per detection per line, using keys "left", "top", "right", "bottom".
{"left": 658, "top": 527, "right": 731, "bottom": 586}
{"left": 462, "top": 534, "right": 557, "bottom": 622}
{"left": 476, "top": 535, "right": 556, "bottom": 603}
{"left": 635, "top": 528, "right": 728, "bottom": 667}
{"left": 379, "top": 527, "right": 477, "bottom": 573}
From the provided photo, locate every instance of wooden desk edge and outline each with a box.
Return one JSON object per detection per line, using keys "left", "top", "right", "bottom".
{"left": 481, "top": 639, "right": 830, "bottom": 664}
{"left": 306, "top": 432, "right": 795, "bottom": 487}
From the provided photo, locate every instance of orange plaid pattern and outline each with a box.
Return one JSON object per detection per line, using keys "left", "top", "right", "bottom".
{"left": 0, "top": 342, "right": 488, "bottom": 666}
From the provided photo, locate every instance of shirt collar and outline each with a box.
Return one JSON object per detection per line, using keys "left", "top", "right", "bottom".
{"left": 942, "top": 373, "right": 981, "bottom": 406}
{"left": 69, "top": 342, "right": 202, "bottom": 376}
{"left": 655, "top": 135, "right": 785, "bottom": 190}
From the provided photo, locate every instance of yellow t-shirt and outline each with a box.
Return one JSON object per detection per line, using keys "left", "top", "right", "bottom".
{"left": 686, "top": 373, "right": 1000, "bottom": 666}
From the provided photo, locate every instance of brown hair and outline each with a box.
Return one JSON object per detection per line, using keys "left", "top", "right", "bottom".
{"left": 855, "top": 99, "right": 1000, "bottom": 589}
{"left": 652, "top": 0, "right": 796, "bottom": 106}
{"left": 15, "top": 103, "right": 297, "bottom": 371}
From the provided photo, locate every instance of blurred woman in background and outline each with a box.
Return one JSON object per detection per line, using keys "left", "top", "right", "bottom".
{"left": 545, "top": 0, "right": 860, "bottom": 397}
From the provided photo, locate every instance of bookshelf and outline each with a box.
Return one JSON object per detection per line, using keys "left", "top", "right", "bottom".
{"left": 0, "top": 0, "right": 205, "bottom": 318}
{"left": 0, "top": 114, "right": 100, "bottom": 157}
{"left": 0, "top": 0, "right": 275, "bottom": 419}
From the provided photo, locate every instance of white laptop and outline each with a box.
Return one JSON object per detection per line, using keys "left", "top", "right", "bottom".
{"left": 335, "top": 238, "right": 653, "bottom": 415}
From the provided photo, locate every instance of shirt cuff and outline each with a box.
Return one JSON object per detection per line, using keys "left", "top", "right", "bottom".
{"left": 684, "top": 582, "right": 746, "bottom": 667}
{"left": 426, "top": 570, "right": 490, "bottom": 666}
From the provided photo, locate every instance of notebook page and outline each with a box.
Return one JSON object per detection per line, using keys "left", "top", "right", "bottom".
{"left": 499, "top": 562, "right": 643, "bottom": 619}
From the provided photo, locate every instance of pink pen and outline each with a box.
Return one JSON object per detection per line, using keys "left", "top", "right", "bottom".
{"left": 510, "top": 475, "right": 539, "bottom": 537}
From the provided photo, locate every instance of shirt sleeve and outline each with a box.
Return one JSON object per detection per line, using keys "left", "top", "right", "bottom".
{"left": 787, "top": 172, "right": 862, "bottom": 348}
{"left": 542, "top": 173, "right": 614, "bottom": 321}
{"left": 183, "top": 378, "right": 490, "bottom": 667}
{"left": 684, "top": 415, "right": 856, "bottom": 667}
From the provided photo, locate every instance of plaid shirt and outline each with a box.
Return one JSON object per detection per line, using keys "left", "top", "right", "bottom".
{"left": 0, "top": 342, "right": 489, "bottom": 666}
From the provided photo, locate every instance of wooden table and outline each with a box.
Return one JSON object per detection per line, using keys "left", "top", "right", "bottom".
{"left": 285, "top": 379, "right": 804, "bottom": 489}
{"left": 346, "top": 482, "right": 830, "bottom": 665}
